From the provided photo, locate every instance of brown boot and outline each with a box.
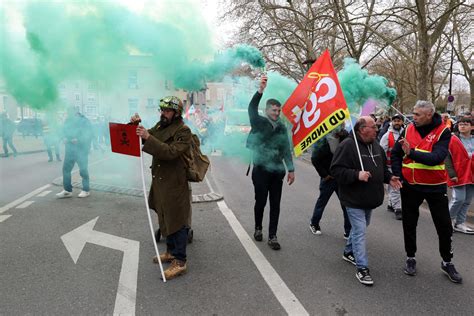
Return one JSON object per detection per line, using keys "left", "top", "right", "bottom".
{"left": 152, "top": 252, "right": 175, "bottom": 264}
{"left": 163, "top": 259, "right": 187, "bottom": 280}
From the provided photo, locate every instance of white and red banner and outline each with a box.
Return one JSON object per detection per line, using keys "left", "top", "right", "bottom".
{"left": 282, "top": 50, "right": 349, "bottom": 157}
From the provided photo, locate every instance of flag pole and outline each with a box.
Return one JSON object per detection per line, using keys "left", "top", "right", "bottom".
{"left": 348, "top": 116, "right": 365, "bottom": 172}
{"left": 139, "top": 137, "right": 167, "bottom": 282}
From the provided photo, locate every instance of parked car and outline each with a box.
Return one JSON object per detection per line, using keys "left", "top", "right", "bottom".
{"left": 224, "top": 109, "right": 252, "bottom": 136}
{"left": 17, "top": 118, "right": 43, "bottom": 137}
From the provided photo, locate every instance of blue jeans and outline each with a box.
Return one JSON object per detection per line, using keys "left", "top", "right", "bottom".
{"left": 310, "top": 178, "right": 351, "bottom": 235}
{"left": 62, "top": 149, "right": 90, "bottom": 192}
{"left": 166, "top": 226, "right": 189, "bottom": 262}
{"left": 344, "top": 207, "right": 372, "bottom": 269}
{"left": 449, "top": 184, "right": 474, "bottom": 225}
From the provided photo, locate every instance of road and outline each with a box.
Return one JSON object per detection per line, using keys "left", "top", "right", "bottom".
{"left": 1, "top": 151, "right": 473, "bottom": 315}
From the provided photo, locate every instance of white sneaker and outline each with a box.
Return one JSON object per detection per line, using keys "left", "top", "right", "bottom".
{"left": 453, "top": 223, "right": 474, "bottom": 235}
{"left": 56, "top": 190, "right": 72, "bottom": 199}
{"left": 78, "top": 191, "right": 90, "bottom": 198}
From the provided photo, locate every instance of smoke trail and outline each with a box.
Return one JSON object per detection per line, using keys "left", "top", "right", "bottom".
{"left": 0, "top": 0, "right": 265, "bottom": 111}
{"left": 338, "top": 58, "right": 397, "bottom": 115}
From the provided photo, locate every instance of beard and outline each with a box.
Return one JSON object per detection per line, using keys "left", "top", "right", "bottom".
{"left": 160, "top": 115, "right": 172, "bottom": 127}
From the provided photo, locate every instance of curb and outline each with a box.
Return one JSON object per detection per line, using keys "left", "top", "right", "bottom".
{"left": 51, "top": 177, "right": 223, "bottom": 203}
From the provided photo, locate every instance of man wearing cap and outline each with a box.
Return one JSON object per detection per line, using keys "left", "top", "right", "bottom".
{"left": 132, "top": 96, "right": 192, "bottom": 280}
{"left": 380, "top": 114, "right": 405, "bottom": 220}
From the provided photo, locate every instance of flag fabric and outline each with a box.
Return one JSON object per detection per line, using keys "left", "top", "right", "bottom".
{"left": 109, "top": 123, "right": 141, "bottom": 157}
{"left": 282, "top": 50, "right": 349, "bottom": 157}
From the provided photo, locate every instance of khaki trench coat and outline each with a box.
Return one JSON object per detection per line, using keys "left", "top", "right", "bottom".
{"left": 142, "top": 119, "right": 192, "bottom": 237}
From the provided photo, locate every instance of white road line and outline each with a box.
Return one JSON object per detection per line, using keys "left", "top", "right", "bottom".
{"left": 0, "top": 215, "right": 12, "bottom": 222}
{"left": 36, "top": 190, "right": 52, "bottom": 197}
{"left": 205, "top": 176, "right": 308, "bottom": 315}
{"left": 16, "top": 201, "right": 35, "bottom": 209}
{"left": 0, "top": 184, "right": 51, "bottom": 214}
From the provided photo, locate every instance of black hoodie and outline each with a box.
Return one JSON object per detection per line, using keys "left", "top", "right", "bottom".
{"left": 330, "top": 133, "right": 392, "bottom": 209}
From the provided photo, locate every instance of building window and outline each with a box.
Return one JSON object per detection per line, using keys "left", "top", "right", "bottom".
{"left": 75, "top": 94, "right": 80, "bottom": 101}
{"left": 88, "top": 96, "right": 95, "bottom": 105}
{"left": 128, "top": 70, "right": 138, "bottom": 89}
{"left": 165, "top": 80, "right": 169, "bottom": 90}
{"left": 86, "top": 106, "right": 97, "bottom": 116}
{"left": 147, "top": 98, "right": 155, "bottom": 108}
{"left": 88, "top": 83, "right": 96, "bottom": 90}
{"left": 128, "top": 98, "right": 139, "bottom": 116}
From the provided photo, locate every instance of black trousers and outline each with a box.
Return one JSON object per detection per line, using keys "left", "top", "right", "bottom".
{"left": 401, "top": 185, "right": 453, "bottom": 262}
{"left": 252, "top": 165, "right": 285, "bottom": 238}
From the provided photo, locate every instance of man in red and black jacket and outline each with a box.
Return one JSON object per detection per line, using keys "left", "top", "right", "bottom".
{"left": 391, "top": 100, "right": 463, "bottom": 284}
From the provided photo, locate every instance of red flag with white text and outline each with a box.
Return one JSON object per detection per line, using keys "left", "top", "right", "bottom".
{"left": 282, "top": 50, "right": 349, "bottom": 157}
{"left": 109, "top": 123, "right": 141, "bottom": 157}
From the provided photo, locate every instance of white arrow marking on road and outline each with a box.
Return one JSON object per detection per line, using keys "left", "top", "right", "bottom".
{"left": 61, "top": 217, "right": 140, "bottom": 315}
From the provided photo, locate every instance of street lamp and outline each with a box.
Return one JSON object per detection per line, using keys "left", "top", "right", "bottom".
{"left": 447, "top": 28, "right": 455, "bottom": 114}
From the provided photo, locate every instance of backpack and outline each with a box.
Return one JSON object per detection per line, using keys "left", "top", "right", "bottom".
{"left": 181, "top": 133, "right": 210, "bottom": 182}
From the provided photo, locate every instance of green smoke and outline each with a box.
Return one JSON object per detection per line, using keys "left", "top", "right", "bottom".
{"left": 338, "top": 58, "right": 397, "bottom": 113}
{"left": 0, "top": 0, "right": 265, "bottom": 110}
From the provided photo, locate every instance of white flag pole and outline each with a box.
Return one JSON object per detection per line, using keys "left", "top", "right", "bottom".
{"left": 348, "top": 116, "right": 365, "bottom": 172}
{"left": 139, "top": 136, "right": 167, "bottom": 282}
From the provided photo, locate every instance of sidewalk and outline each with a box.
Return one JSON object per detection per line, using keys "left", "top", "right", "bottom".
{"left": 2, "top": 133, "right": 46, "bottom": 156}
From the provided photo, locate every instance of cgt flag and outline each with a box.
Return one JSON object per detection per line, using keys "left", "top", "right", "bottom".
{"left": 282, "top": 50, "right": 349, "bottom": 157}
{"left": 109, "top": 123, "right": 141, "bottom": 157}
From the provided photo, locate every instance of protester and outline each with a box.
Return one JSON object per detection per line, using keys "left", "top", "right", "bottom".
{"left": 247, "top": 74, "right": 295, "bottom": 250}
{"left": 132, "top": 96, "right": 192, "bottom": 280}
{"left": 391, "top": 100, "right": 463, "bottom": 284}
{"left": 43, "top": 116, "right": 62, "bottom": 162}
{"left": 309, "top": 125, "right": 351, "bottom": 239}
{"left": 380, "top": 114, "right": 405, "bottom": 220}
{"left": 445, "top": 117, "right": 474, "bottom": 234}
{"left": 56, "top": 107, "right": 93, "bottom": 199}
{"left": 331, "top": 116, "right": 402, "bottom": 286}
{"left": 1, "top": 112, "right": 18, "bottom": 158}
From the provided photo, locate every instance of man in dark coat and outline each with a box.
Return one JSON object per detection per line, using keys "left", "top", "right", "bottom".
{"left": 133, "top": 96, "right": 192, "bottom": 280}
{"left": 247, "top": 75, "right": 295, "bottom": 250}
{"left": 309, "top": 126, "right": 351, "bottom": 238}
{"left": 331, "top": 116, "right": 401, "bottom": 286}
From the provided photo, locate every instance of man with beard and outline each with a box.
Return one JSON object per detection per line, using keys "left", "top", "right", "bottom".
{"left": 380, "top": 114, "right": 405, "bottom": 220}
{"left": 131, "top": 96, "right": 192, "bottom": 280}
{"left": 391, "top": 100, "right": 463, "bottom": 284}
{"left": 331, "top": 116, "right": 402, "bottom": 286}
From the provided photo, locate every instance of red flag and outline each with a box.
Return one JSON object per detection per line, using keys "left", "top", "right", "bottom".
{"left": 109, "top": 123, "right": 141, "bottom": 157}
{"left": 282, "top": 50, "right": 349, "bottom": 157}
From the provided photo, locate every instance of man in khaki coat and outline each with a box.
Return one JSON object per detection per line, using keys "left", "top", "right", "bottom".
{"left": 132, "top": 96, "right": 192, "bottom": 280}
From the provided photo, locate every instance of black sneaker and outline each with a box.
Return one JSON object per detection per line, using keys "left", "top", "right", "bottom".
{"left": 254, "top": 229, "right": 263, "bottom": 242}
{"left": 395, "top": 209, "right": 402, "bottom": 221}
{"left": 343, "top": 232, "right": 350, "bottom": 240}
{"left": 268, "top": 236, "right": 281, "bottom": 250}
{"left": 309, "top": 224, "right": 321, "bottom": 235}
{"left": 387, "top": 205, "right": 394, "bottom": 212}
{"left": 342, "top": 252, "right": 356, "bottom": 266}
{"left": 441, "top": 262, "right": 463, "bottom": 284}
{"left": 356, "top": 268, "right": 374, "bottom": 286}
{"left": 404, "top": 258, "right": 417, "bottom": 276}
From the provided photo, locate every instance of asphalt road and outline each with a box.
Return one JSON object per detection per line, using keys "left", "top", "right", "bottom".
{"left": 1, "top": 151, "right": 473, "bottom": 315}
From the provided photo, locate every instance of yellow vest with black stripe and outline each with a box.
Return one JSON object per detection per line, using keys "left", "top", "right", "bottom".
{"left": 401, "top": 123, "right": 447, "bottom": 185}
